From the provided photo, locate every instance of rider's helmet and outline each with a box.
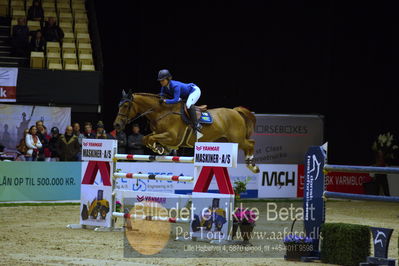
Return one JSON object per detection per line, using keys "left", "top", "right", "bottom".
{"left": 157, "top": 69, "right": 172, "bottom": 81}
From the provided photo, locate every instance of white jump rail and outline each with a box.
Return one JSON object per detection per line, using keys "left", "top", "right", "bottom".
{"left": 112, "top": 212, "right": 190, "bottom": 223}
{"left": 113, "top": 172, "right": 194, "bottom": 182}
{"left": 114, "top": 154, "right": 194, "bottom": 163}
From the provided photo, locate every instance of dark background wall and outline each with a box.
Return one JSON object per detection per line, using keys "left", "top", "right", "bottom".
{"left": 94, "top": 1, "right": 399, "bottom": 165}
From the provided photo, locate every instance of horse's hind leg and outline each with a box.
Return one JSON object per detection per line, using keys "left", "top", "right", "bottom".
{"left": 239, "top": 138, "right": 260, "bottom": 173}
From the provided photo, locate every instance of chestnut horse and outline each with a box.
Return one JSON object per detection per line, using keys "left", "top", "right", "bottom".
{"left": 113, "top": 91, "right": 259, "bottom": 173}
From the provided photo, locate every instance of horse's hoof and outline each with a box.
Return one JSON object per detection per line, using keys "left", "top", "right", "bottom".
{"left": 247, "top": 165, "right": 260, "bottom": 174}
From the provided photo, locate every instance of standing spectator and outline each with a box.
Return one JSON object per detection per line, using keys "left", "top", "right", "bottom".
{"left": 27, "top": 0, "right": 44, "bottom": 22}
{"left": 29, "top": 30, "right": 45, "bottom": 52}
{"left": 127, "top": 124, "right": 144, "bottom": 155}
{"left": 12, "top": 18, "right": 30, "bottom": 57}
{"left": 58, "top": 126, "right": 80, "bottom": 161}
{"left": 25, "top": 125, "right": 42, "bottom": 161}
{"left": 36, "top": 120, "right": 48, "bottom": 161}
{"left": 72, "top": 122, "right": 83, "bottom": 160}
{"left": 111, "top": 128, "right": 127, "bottom": 154}
{"left": 83, "top": 122, "right": 96, "bottom": 139}
{"left": 16, "top": 128, "right": 29, "bottom": 161}
{"left": 1, "top": 124, "right": 11, "bottom": 148}
{"left": 95, "top": 121, "right": 113, "bottom": 139}
{"left": 48, "top": 127, "right": 60, "bottom": 161}
{"left": 43, "top": 17, "right": 64, "bottom": 42}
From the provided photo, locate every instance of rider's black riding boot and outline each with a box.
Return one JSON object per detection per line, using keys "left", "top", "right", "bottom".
{"left": 189, "top": 105, "right": 202, "bottom": 132}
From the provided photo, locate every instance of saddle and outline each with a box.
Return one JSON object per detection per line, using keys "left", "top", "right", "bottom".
{"left": 181, "top": 104, "right": 213, "bottom": 125}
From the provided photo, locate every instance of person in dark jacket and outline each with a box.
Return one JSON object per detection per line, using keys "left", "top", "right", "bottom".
{"left": 57, "top": 126, "right": 80, "bottom": 161}
{"left": 35, "top": 120, "right": 48, "bottom": 161}
{"left": 27, "top": 0, "right": 44, "bottom": 22}
{"left": 29, "top": 30, "right": 45, "bottom": 52}
{"left": 42, "top": 17, "right": 64, "bottom": 42}
{"left": 12, "top": 18, "right": 30, "bottom": 57}
{"left": 83, "top": 122, "right": 96, "bottom": 139}
{"left": 95, "top": 121, "right": 113, "bottom": 140}
{"left": 127, "top": 124, "right": 144, "bottom": 155}
{"left": 115, "top": 129, "right": 127, "bottom": 154}
{"left": 48, "top": 127, "right": 60, "bottom": 161}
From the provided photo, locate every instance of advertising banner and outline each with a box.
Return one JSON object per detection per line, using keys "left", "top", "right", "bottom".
{"left": 80, "top": 139, "right": 117, "bottom": 228}
{"left": 194, "top": 142, "right": 238, "bottom": 168}
{"left": 0, "top": 161, "right": 81, "bottom": 202}
{"left": 257, "top": 164, "right": 298, "bottom": 198}
{"left": 239, "top": 114, "right": 324, "bottom": 164}
{"left": 0, "top": 104, "right": 71, "bottom": 150}
{"left": 0, "top": 68, "right": 18, "bottom": 102}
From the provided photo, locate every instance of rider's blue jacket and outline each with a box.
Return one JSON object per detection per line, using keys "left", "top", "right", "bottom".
{"left": 160, "top": 80, "right": 195, "bottom": 104}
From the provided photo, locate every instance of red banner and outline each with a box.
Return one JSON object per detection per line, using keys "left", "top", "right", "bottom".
{"left": 0, "top": 86, "right": 16, "bottom": 102}
{"left": 297, "top": 165, "right": 372, "bottom": 197}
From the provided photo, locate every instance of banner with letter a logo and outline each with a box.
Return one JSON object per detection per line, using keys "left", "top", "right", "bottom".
{"left": 0, "top": 68, "right": 18, "bottom": 102}
{"left": 80, "top": 139, "right": 117, "bottom": 228}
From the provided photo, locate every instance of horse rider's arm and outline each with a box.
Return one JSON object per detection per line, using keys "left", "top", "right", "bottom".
{"left": 165, "top": 86, "right": 181, "bottom": 104}
{"left": 160, "top": 86, "right": 165, "bottom": 97}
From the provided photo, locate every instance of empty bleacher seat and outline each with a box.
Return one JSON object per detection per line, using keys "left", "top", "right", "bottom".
{"left": 63, "top": 32, "right": 75, "bottom": 43}
{"left": 64, "top": 63, "right": 79, "bottom": 71}
{"left": 73, "top": 11, "right": 88, "bottom": 23}
{"left": 59, "top": 12, "right": 73, "bottom": 23}
{"left": 62, "top": 52, "right": 77, "bottom": 67}
{"left": 27, "top": 20, "right": 41, "bottom": 31}
{"left": 76, "top": 33, "right": 90, "bottom": 44}
{"left": 78, "top": 53, "right": 93, "bottom": 67}
{"left": 62, "top": 42, "right": 76, "bottom": 54}
{"left": 44, "top": 11, "right": 57, "bottom": 21}
{"left": 30, "top": 51, "right": 45, "bottom": 68}
{"left": 48, "top": 62, "right": 63, "bottom": 70}
{"left": 59, "top": 21, "right": 73, "bottom": 32}
{"left": 0, "top": 0, "right": 9, "bottom": 17}
{"left": 77, "top": 42, "right": 92, "bottom": 54}
{"left": 12, "top": 9, "right": 26, "bottom": 19}
{"left": 80, "top": 64, "right": 95, "bottom": 71}
{"left": 46, "top": 41, "right": 60, "bottom": 53}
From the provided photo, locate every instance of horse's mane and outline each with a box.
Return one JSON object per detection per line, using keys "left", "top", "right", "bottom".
{"left": 133, "top": 93, "right": 161, "bottom": 98}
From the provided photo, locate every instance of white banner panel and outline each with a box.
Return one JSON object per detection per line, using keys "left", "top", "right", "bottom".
{"left": 257, "top": 164, "right": 298, "bottom": 198}
{"left": 0, "top": 104, "right": 71, "bottom": 150}
{"left": 81, "top": 139, "right": 117, "bottom": 162}
{"left": 194, "top": 142, "right": 238, "bottom": 168}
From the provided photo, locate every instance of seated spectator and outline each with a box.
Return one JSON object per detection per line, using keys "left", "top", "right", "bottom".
{"left": 12, "top": 18, "right": 30, "bottom": 57}
{"left": 72, "top": 122, "right": 83, "bottom": 160}
{"left": 128, "top": 124, "right": 144, "bottom": 155}
{"left": 29, "top": 30, "right": 45, "bottom": 52}
{"left": 43, "top": 17, "right": 64, "bottom": 42}
{"left": 48, "top": 127, "right": 60, "bottom": 161}
{"left": 25, "top": 125, "right": 42, "bottom": 161}
{"left": 58, "top": 126, "right": 80, "bottom": 161}
{"left": 95, "top": 121, "right": 113, "bottom": 139}
{"left": 27, "top": 0, "right": 44, "bottom": 22}
{"left": 83, "top": 122, "right": 96, "bottom": 139}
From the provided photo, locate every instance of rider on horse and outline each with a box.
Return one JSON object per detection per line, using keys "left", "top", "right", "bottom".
{"left": 157, "top": 69, "right": 202, "bottom": 132}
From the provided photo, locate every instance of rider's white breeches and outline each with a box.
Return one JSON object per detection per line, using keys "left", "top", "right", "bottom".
{"left": 186, "top": 85, "right": 201, "bottom": 108}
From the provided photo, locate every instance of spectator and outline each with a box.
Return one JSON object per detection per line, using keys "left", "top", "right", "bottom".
{"left": 43, "top": 17, "right": 64, "bottom": 42}
{"left": 35, "top": 120, "right": 48, "bottom": 161}
{"left": 25, "top": 125, "right": 42, "bottom": 161}
{"left": 111, "top": 128, "right": 127, "bottom": 154}
{"left": 95, "top": 121, "right": 112, "bottom": 139}
{"left": 58, "top": 126, "right": 80, "bottom": 161}
{"left": 83, "top": 122, "right": 96, "bottom": 139}
{"left": 48, "top": 127, "right": 60, "bottom": 161}
{"left": 127, "top": 124, "right": 144, "bottom": 155}
{"left": 29, "top": 30, "right": 45, "bottom": 52}
{"left": 72, "top": 122, "right": 83, "bottom": 160}
{"left": 16, "top": 128, "right": 29, "bottom": 160}
{"left": 1, "top": 124, "right": 11, "bottom": 148}
{"left": 12, "top": 17, "right": 30, "bottom": 57}
{"left": 27, "top": 0, "right": 44, "bottom": 22}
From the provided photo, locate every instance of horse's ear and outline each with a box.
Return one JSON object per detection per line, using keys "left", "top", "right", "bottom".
{"left": 122, "top": 90, "right": 126, "bottom": 97}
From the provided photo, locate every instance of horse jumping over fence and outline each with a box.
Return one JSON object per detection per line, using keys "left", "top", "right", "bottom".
{"left": 113, "top": 91, "right": 260, "bottom": 173}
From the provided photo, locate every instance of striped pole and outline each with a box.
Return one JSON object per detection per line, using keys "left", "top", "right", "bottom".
{"left": 324, "top": 164, "right": 399, "bottom": 174}
{"left": 324, "top": 191, "right": 399, "bottom": 203}
{"left": 114, "top": 154, "right": 194, "bottom": 163}
{"left": 112, "top": 212, "right": 190, "bottom": 223}
{"left": 113, "top": 172, "right": 194, "bottom": 182}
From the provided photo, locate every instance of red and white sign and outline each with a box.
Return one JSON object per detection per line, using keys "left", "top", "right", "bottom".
{"left": 297, "top": 165, "right": 372, "bottom": 197}
{"left": 0, "top": 68, "right": 18, "bottom": 102}
{"left": 194, "top": 142, "right": 238, "bottom": 168}
{"left": 81, "top": 138, "right": 117, "bottom": 162}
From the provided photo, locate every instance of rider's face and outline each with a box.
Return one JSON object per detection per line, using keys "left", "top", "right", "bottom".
{"left": 160, "top": 79, "right": 169, "bottom": 87}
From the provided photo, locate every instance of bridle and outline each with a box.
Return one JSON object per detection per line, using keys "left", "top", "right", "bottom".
{"left": 117, "top": 98, "right": 154, "bottom": 126}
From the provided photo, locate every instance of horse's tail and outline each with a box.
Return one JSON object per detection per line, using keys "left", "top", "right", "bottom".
{"left": 233, "top": 106, "right": 256, "bottom": 138}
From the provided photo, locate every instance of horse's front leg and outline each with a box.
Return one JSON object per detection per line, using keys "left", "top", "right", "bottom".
{"left": 142, "top": 131, "right": 174, "bottom": 155}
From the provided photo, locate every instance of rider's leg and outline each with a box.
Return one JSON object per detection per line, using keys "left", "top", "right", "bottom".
{"left": 186, "top": 86, "right": 202, "bottom": 131}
